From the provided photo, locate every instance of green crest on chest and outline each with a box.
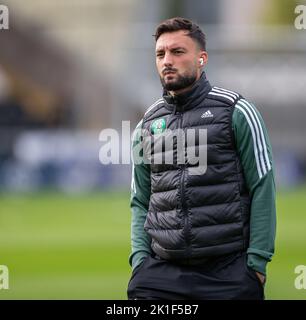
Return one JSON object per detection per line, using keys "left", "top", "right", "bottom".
{"left": 151, "top": 118, "right": 166, "bottom": 134}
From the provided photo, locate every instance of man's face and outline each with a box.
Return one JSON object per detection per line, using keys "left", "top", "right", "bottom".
{"left": 155, "top": 30, "right": 206, "bottom": 93}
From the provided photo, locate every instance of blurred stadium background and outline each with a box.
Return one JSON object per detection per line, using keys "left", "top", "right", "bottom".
{"left": 0, "top": 0, "right": 306, "bottom": 299}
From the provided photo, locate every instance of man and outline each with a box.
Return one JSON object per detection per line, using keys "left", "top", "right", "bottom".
{"left": 127, "top": 17, "right": 276, "bottom": 300}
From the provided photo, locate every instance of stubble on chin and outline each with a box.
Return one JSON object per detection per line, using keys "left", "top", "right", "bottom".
{"left": 160, "top": 72, "right": 197, "bottom": 92}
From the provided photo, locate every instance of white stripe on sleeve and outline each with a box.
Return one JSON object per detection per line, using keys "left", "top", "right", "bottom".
{"left": 241, "top": 99, "right": 271, "bottom": 172}
{"left": 235, "top": 104, "right": 264, "bottom": 179}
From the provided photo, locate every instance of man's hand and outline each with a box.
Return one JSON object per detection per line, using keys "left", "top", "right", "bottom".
{"left": 255, "top": 272, "right": 266, "bottom": 285}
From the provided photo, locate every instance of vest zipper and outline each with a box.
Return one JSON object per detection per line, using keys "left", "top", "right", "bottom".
{"left": 177, "top": 112, "right": 191, "bottom": 254}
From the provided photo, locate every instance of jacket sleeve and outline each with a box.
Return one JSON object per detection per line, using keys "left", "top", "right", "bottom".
{"left": 129, "top": 120, "right": 152, "bottom": 270}
{"left": 233, "top": 99, "right": 277, "bottom": 276}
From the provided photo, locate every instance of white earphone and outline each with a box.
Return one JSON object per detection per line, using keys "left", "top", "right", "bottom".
{"left": 199, "top": 58, "right": 204, "bottom": 65}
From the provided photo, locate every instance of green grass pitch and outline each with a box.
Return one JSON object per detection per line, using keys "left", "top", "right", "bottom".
{"left": 0, "top": 186, "right": 306, "bottom": 299}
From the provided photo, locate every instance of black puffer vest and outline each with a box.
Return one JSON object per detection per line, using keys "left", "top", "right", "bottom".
{"left": 142, "top": 72, "right": 250, "bottom": 263}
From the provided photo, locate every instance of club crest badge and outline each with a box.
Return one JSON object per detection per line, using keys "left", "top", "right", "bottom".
{"left": 151, "top": 118, "right": 166, "bottom": 134}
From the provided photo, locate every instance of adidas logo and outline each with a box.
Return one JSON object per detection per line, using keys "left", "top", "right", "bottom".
{"left": 201, "top": 110, "right": 214, "bottom": 118}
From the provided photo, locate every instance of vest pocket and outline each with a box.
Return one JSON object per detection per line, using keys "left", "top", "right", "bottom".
{"left": 239, "top": 197, "right": 251, "bottom": 248}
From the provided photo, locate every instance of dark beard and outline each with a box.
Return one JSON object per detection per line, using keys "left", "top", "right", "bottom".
{"left": 160, "top": 72, "right": 197, "bottom": 91}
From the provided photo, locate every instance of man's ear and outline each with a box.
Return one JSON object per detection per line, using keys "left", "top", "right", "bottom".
{"left": 199, "top": 51, "right": 208, "bottom": 66}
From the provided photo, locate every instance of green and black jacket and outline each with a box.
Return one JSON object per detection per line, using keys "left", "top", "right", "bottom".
{"left": 130, "top": 73, "right": 276, "bottom": 276}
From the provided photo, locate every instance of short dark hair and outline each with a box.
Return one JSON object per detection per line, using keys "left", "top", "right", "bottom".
{"left": 154, "top": 17, "right": 206, "bottom": 51}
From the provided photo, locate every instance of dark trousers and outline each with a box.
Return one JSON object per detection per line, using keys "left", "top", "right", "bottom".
{"left": 127, "top": 251, "right": 264, "bottom": 300}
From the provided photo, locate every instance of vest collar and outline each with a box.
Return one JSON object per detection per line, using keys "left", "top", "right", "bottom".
{"left": 163, "top": 71, "right": 212, "bottom": 113}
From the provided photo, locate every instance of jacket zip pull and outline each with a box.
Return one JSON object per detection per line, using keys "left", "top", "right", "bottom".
{"left": 172, "top": 95, "right": 179, "bottom": 114}
{"left": 172, "top": 103, "right": 177, "bottom": 115}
